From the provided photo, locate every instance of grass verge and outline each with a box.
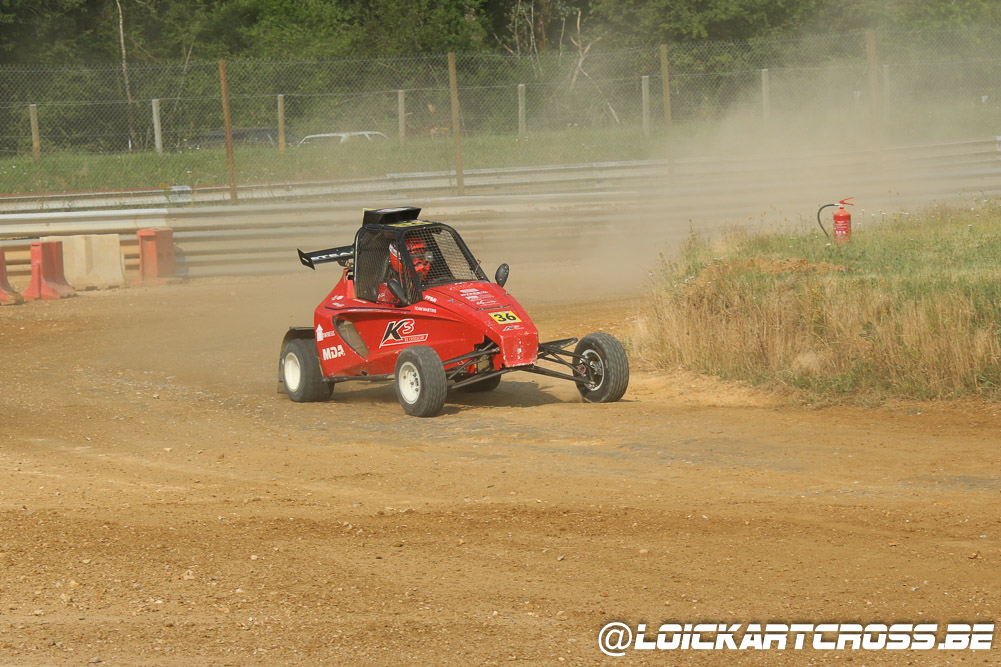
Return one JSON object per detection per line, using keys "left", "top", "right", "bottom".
{"left": 632, "top": 203, "right": 1001, "bottom": 401}
{"left": 0, "top": 128, "right": 660, "bottom": 194}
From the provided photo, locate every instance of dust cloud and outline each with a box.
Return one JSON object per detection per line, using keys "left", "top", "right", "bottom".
{"left": 438, "top": 87, "right": 1001, "bottom": 304}
{"left": 74, "top": 76, "right": 1001, "bottom": 392}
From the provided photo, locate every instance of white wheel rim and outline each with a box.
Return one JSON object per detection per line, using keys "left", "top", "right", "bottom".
{"left": 284, "top": 351, "right": 302, "bottom": 392}
{"left": 398, "top": 361, "right": 421, "bottom": 404}
{"left": 582, "top": 350, "right": 605, "bottom": 391}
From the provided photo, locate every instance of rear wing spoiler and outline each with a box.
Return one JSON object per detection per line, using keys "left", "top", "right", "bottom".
{"left": 297, "top": 244, "right": 354, "bottom": 270}
{"left": 298, "top": 206, "right": 422, "bottom": 269}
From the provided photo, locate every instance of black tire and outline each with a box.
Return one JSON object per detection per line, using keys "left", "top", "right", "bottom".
{"left": 456, "top": 373, "right": 502, "bottom": 393}
{"left": 394, "top": 346, "right": 448, "bottom": 417}
{"left": 574, "top": 333, "right": 629, "bottom": 403}
{"left": 280, "top": 338, "right": 333, "bottom": 403}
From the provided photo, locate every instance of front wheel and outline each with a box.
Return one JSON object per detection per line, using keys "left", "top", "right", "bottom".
{"left": 281, "top": 338, "right": 333, "bottom": 403}
{"left": 395, "top": 346, "right": 448, "bottom": 417}
{"left": 574, "top": 333, "right": 629, "bottom": 403}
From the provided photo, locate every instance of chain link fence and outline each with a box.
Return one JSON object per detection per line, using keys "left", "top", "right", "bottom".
{"left": 0, "top": 27, "right": 999, "bottom": 197}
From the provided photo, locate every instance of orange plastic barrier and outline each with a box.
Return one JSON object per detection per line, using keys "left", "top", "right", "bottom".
{"left": 0, "top": 247, "right": 23, "bottom": 305}
{"left": 43, "top": 241, "right": 75, "bottom": 297}
{"left": 22, "top": 241, "right": 75, "bottom": 301}
{"left": 135, "top": 227, "right": 178, "bottom": 285}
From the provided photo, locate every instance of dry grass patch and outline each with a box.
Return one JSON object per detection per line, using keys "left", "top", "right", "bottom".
{"left": 632, "top": 202, "right": 1001, "bottom": 400}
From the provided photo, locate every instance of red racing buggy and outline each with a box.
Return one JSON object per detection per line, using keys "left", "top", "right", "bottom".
{"left": 278, "top": 206, "right": 628, "bottom": 417}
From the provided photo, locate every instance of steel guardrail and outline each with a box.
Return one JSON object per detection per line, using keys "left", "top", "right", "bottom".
{"left": 1, "top": 138, "right": 999, "bottom": 279}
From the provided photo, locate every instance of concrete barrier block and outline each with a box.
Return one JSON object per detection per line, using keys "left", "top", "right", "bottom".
{"left": 40, "top": 234, "right": 126, "bottom": 289}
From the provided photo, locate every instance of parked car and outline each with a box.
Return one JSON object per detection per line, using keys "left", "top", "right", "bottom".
{"left": 184, "top": 128, "right": 301, "bottom": 150}
{"left": 296, "top": 131, "right": 389, "bottom": 147}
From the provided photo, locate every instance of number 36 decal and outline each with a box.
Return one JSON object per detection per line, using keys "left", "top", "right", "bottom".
{"left": 489, "top": 311, "right": 521, "bottom": 324}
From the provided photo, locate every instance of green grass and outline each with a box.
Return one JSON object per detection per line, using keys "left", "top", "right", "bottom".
{"left": 634, "top": 202, "right": 1001, "bottom": 401}
{"left": 0, "top": 127, "right": 661, "bottom": 194}
{"left": 4, "top": 98, "right": 996, "bottom": 195}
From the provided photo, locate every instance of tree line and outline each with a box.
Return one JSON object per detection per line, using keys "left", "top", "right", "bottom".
{"left": 1, "top": 0, "right": 1000, "bottom": 65}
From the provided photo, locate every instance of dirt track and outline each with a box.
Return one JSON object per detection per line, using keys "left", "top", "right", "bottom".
{"left": 1, "top": 273, "right": 999, "bottom": 665}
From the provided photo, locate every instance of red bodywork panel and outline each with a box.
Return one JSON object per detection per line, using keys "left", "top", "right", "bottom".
{"left": 313, "top": 269, "right": 539, "bottom": 378}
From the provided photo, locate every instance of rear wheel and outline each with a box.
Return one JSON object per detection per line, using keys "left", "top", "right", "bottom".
{"left": 456, "top": 373, "right": 502, "bottom": 392}
{"left": 281, "top": 338, "right": 333, "bottom": 403}
{"left": 574, "top": 333, "right": 629, "bottom": 403}
{"left": 395, "top": 346, "right": 448, "bottom": 417}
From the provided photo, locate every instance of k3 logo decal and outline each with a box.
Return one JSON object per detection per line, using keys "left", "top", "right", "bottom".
{"left": 489, "top": 310, "right": 521, "bottom": 324}
{"left": 380, "top": 318, "right": 430, "bottom": 347}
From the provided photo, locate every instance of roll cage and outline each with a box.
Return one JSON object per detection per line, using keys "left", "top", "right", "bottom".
{"left": 298, "top": 207, "right": 489, "bottom": 305}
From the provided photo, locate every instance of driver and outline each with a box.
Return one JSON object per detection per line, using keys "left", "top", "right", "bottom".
{"left": 377, "top": 237, "right": 432, "bottom": 304}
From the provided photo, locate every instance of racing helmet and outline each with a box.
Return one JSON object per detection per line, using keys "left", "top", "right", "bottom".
{"left": 389, "top": 237, "right": 432, "bottom": 280}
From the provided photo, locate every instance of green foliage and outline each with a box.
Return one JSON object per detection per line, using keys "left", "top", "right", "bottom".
{"left": 0, "top": 0, "right": 492, "bottom": 64}
{"left": 3, "top": 0, "right": 1001, "bottom": 66}
{"left": 361, "top": 0, "right": 489, "bottom": 55}
{"left": 0, "top": 0, "right": 116, "bottom": 62}
{"left": 804, "top": 0, "right": 1001, "bottom": 32}
{"left": 589, "top": 0, "right": 817, "bottom": 45}
{"left": 483, "top": 0, "right": 580, "bottom": 57}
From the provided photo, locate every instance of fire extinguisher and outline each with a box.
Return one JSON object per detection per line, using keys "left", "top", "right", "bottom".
{"left": 817, "top": 197, "right": 854, "bottom": 243}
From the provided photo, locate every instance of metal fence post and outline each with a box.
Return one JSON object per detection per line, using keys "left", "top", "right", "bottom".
{"left": 29, "top": 104, "right": 40, "bottom": 161}
{"left": 398, "top": 90, "right": 406, "bottom": 144}
{"left": 660, "top": 45, "right": 672, "bottom": 138}
{"left": 448, "top": 52, "right": 464, "bottom": 195}
{"left": 219, "top": 59, "right": 238, "bottom": 204}
{"left": 518, "top": 83, "right": 526, "bottom": 140}
{"left": 151, "top": 98, "right": 163, "bottom": 155}
{"left": 641, "top": 76, "right": 650, "bottom": 136}
{"left": 277, "top": 94, "right": 286, "bottom": 153}
{"left": 761, "top": 69, "right": 770, "bottom": 122}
